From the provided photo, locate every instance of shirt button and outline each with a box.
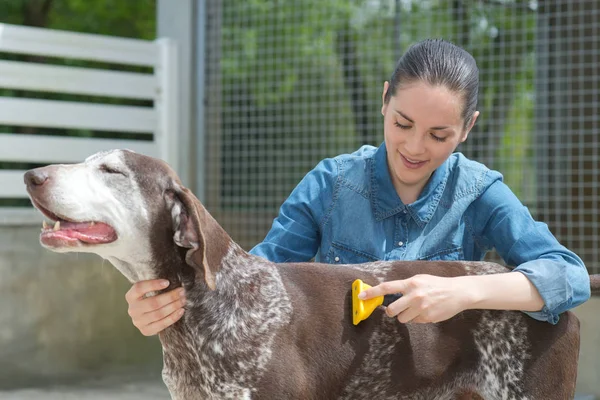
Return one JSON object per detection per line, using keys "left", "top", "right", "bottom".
{"left": 334, "top": 256, "right": 340, "bottom": 262}
{"left": 403, "top": 209, "right": 407, "bottom": 214}
{"left": 398, "top": 241, "right": 404, "bottom": 247}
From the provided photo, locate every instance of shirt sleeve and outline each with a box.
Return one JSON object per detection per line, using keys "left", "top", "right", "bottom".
{"left": 249, "top": 157, "right": 338, "bottom": 263}
{"left": 473, "top": 174, "right": 591, "bottom": 324}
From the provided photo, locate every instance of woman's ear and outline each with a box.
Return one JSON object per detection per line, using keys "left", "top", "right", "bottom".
{"left": 460, "top": 111, "right": 480, "bottom": 143}
{"left": 381, "top": 81, "right": 390, "bottom": 116}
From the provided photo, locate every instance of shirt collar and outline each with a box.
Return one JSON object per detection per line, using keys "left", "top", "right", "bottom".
{"left": 370, "top": 142, "right": 450, "bottom": 226}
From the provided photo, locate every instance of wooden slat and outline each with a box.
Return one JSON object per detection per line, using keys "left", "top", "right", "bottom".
{"left": 0, "top": 98, "right": 156, "bottom": 133}
{"left": 0, "top": 170, "right": 27, "bottom": 198}
{"left": 0, "top": 135, "right": 159, "bottom": 164}
{"left": 0, "top": 23, "right": 157, "bottom": 67}
{"left": 0, "top": 60, "right": 156, "bottom": 99}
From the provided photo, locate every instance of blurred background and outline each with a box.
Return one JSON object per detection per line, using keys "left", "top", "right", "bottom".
{"left": 0, "top": 0, "right": 598, "bottom": 398}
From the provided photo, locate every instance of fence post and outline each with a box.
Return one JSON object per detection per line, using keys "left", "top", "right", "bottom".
{"left": 156, "top": 37, "right": 180, "bottom": 173}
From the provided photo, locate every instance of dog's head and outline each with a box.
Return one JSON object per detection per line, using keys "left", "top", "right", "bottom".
{"left": 24, "top": 149, "right": 220, "bottom": 287}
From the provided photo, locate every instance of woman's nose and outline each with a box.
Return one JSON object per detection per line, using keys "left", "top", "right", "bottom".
{"left": 403, "top": 131, "right": 426, "bottom": 155}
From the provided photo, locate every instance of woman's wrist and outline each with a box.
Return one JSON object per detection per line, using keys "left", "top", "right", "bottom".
{"left": 454, "top": 275, "right": 485, "bottom": 311}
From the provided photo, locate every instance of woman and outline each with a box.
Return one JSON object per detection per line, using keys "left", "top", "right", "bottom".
{"left": 126, "top": 39, "right": 590, "bottom": 336}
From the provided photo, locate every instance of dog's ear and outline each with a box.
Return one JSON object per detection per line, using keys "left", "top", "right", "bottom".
{"left": 165, "top": 185, "right": 217, "bottom": 290}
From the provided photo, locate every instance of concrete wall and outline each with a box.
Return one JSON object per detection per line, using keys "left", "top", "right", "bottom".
{"left": 575, "top": 297, "right": 600, "bottom": 397}
{"left": 0, "top": 225, "right": 162, "bottom": 389}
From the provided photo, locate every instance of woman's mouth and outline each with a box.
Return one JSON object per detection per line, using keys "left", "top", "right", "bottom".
{"left": 400, "top": 153, "right": 428, "bottom": 169}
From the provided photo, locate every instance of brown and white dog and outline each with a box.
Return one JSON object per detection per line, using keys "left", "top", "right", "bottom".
{"left": 24, "top": 149, "right": 600, "bottom": 400}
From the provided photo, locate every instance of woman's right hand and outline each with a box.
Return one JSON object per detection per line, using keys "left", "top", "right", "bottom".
{"left": 125, "top": 279, "right": 186, "bottom": 336}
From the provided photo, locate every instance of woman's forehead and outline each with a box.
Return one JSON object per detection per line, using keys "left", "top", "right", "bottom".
{"left": 392, "top": 82, "right": 464, "bottom": 125}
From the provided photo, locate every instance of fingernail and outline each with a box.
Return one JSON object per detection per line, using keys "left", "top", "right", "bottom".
{"left": 161, "top": 280, "right": 170, "bottom": 288}
{"left": 358, "top": 292, "right": 366, "bottom": 300}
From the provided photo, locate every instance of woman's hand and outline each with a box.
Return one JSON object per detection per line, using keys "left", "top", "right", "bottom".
{"left": 358, "top": 274, "right": 471, "bottom": 324}
{"left": 125, "top": 279, "right": 186, "bottom": 336}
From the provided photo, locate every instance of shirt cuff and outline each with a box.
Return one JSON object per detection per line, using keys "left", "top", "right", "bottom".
{"left": 522, "top": 306, "right": 560, "bottom": 325}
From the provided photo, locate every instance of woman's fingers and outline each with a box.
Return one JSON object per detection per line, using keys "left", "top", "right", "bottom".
{"left": 135, "top": 297, "right": 186, "bottom": 336}
{"left": 358, "top": 280, "right": 408, "bottom": 300}
{"left": 125, "top": 279, "right": 170, "bottom": 302}
{"left": 125, "top": 279, "right": 186, "bottom": 336}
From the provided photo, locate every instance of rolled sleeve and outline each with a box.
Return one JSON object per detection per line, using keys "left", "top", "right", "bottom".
{"left": 515, "top": 256, "right": 589, "bottom": 324}
{"left": 475, "top": 178, "right": 591, "bottom": 324}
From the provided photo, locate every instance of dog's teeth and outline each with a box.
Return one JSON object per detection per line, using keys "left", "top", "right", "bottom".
{"left": 42, "top": 220, "right": 48, "bottom": 229}
{"left": 90, "top": 222, "right": 95, "bottom": 226}
{"left": 53, "top": 221, "right": 60, "bottom": 231}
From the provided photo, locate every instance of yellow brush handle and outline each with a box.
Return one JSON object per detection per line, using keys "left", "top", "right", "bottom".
{"left": 351, "top": 279, "right": 403, "bottom": 325}
{"left": 352, "top": 279, "right": 384, "bottom": 325}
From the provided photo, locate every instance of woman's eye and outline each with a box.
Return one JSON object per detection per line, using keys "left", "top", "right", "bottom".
{"left": 430, "top": 133, "right": 446, "bottom": 142}
{"left": 394, "top": 122, "right": 412, "bottom": 130}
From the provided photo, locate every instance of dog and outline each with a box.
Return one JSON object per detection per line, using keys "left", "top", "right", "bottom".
{"left": 24, "top": 149, "right": 600, "bottom": 400}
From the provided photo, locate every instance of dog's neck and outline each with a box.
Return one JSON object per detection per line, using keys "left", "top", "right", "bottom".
{"left": 156, "top": 240, "right": 293, "bottom": 398}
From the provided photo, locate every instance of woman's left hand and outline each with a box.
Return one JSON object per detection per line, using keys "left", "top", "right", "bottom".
{"left": 358, "top": 274, "right": 471, "bottom": 324}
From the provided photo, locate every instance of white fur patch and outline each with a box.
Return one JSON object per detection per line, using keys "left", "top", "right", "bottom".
{"left": 473, "top": 311, "right": 529, "bottom": 400}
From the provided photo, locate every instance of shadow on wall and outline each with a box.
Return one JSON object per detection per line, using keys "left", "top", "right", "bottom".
{"left": 0, "top": 225, "right": 163, "bottom": 389}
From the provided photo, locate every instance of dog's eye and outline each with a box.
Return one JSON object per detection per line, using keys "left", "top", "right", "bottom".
{"left": 100, "top": 164, "right": 126, "bottom": 176}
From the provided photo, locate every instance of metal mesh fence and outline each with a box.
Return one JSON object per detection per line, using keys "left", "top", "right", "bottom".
{"left": 203, "top": 0, "right": 599, "bottom": 274}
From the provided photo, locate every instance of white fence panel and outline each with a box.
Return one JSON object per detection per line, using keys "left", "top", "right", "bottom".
{"left": 0, "top": 60, "right": 156, "bottom": 99}
{"left": 0, "top": 23, "right": 157, "bottom": 66}
{"left": 0, "top": 23, "right": 179, "bottom": 225}
{"left": 0, "top": 135, "right": 159, "bottom": 164}
{"left": 0, "top": 170, "right": 27, "bottom": 198}
{"left": 0, "top": 98, "right": 156, "bottom": 133}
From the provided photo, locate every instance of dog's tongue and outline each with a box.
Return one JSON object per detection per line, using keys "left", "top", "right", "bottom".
{"left": 41, "top": 221, "right": 117, "bottom": 246}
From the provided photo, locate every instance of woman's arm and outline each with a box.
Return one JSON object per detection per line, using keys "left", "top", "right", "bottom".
{"left": 250, "top": 157, "right": 339, "bottom": 262}
{"left": 459, "top": 272, "right": 544, "bottom": 312}
{"left": 469, "top": 177, "right": 591, "bottom": 323}
{"left": 358, "top": 271, "right": 544, "bottom": 325}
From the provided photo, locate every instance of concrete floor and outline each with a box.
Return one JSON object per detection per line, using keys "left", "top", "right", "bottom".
{"left": 0, "top": 375, "right": 170, "bottom": 399}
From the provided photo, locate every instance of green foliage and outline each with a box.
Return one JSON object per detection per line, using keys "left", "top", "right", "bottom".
{"left": 0, "top": 0, "right": 155, "bottom": 38}
{"left": 48, "top": 0, "right": 155, "bottom": 39}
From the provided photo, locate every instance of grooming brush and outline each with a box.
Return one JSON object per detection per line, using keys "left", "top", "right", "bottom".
{"left": 351, "top": 279, "right": 402, "bottom": 325}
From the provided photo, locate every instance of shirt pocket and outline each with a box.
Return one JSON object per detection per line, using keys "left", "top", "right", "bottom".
{"left": 418, "top": 246, "right": 464, "bottom": 261}
{"left": 326, "top": 241, "right": 379, "bottom": 265}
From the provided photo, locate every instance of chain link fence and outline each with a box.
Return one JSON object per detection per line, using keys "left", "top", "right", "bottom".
{"left": 203, "top": 0, "right": 599, "bottom": 274}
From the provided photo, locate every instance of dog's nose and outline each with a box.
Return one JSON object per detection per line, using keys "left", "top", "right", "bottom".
{"left": 24, "top": 169, "right": 49, "bottom": 188}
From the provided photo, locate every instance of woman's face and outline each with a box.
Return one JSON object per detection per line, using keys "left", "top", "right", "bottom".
{"left": 381, "top": 80, "right": 478, "bottom": 201}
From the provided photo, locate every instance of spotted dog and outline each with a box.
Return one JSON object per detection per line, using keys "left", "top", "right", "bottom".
{"left": 24, "top": 150, "right": 599, "bottom": 400}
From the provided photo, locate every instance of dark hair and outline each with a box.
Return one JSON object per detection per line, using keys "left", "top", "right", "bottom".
{"left": 384, "top": 39, "right": 479, "bottom": 129}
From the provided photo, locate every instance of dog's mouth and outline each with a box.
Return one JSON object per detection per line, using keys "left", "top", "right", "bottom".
{"left": 31, "top": 198, "right": 117, "bottom": 248}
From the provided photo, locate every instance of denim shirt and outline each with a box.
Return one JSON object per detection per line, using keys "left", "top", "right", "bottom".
{"left": 250, "top": 143, "right": 591, "bottom": 324}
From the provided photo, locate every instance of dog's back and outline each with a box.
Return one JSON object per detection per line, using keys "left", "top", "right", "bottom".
{"left": 258, "top": 260, "right": 581, "bottom": 400}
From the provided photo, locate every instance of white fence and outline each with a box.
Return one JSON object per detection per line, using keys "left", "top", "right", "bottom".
{"left": 0, "top": 23, "right": 179, "bottom": 224}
